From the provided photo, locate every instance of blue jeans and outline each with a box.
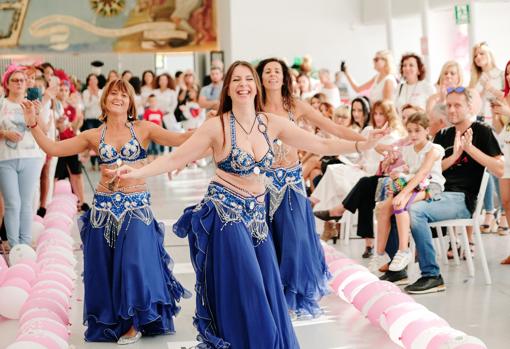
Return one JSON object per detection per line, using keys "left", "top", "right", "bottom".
{"left": 483, "top": 174, "right": 495, "bottom": 212}
{"left": 386, "top": 192, "right": 471, "bottom": 277}
{"left": 0, "top": 158, "right": 44, "bottom": 246}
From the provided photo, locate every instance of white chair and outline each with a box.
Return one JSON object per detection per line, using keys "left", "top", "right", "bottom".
{"left": 339, "top": 210, "right": 358, "bottom": 243}
{"left": 429, "top": 171, "right": 491, "bottom": 284}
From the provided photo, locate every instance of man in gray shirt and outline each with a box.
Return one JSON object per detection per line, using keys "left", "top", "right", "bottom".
{"left": 199, "top": 66, "right": 223, "bottom": 113}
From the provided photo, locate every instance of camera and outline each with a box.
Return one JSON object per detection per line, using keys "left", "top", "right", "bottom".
{"left": 340, "top": 61, "right": 346, "bottom": 72}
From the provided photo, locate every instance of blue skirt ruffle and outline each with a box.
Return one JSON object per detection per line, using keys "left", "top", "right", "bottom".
{"left": 174, "top": 189, "right": 300, "bottom": 349}
{"left": 266, "top": 170, "right": 331, "bottom": 318}
{"left": 79, "top": 208, "right": 191, "bottom": 342}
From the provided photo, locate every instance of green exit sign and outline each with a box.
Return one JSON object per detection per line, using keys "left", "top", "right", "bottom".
{"left": 455, "top": 4, "right": 470, "bottom": 25}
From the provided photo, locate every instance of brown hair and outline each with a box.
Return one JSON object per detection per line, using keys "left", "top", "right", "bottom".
{"left": 217, "top": 61, "right": 264, "bottom": 141}
{"left": 99, "top": 79, "right": 137, "bottom": 122}
{"left": 256, "top": 57, "right": 295, "bottom": 112}
{"left": 371, "top": 100, "right": 405, "bottom": 135}
{"left": 319, "top": 102, "right": 334, "bottom": 119}
{"left": 400, "top": 53, "right": 426, "bottom": 81}
{"left": 405, "top": 111, "right": 429, "bottom": 128}
{"left": 156, "top": 73, "right": 176, "bottom": 90}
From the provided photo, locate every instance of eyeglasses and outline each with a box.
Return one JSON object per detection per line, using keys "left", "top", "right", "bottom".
{"left": 10, "top": 78, "right": 26, "bottom": 84}
{"left": 446, "top": 87, "right": 466, "bottom": 94}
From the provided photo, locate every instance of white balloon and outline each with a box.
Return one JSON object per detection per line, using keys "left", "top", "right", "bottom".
{"left": 9, "top": 244, "right": 37, "bottom": 265}
{"left": 6, "top": 341, "right": 47, "bottom": 349}
{"left": 0, "top": 286, "right": 29, "bottom": 319}
{"left": 32, "top": 222, "right": 45, "bottom": 243}
{"left": 412, "top": 327, "right": 465, "bottom": 349}
{"left": 18, "top": 329, "right": 69, "bottom": 349}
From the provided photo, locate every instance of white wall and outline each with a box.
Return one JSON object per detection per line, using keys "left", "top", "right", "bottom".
{"left": 226, "top": 0, "right": 386, "bottom": 82}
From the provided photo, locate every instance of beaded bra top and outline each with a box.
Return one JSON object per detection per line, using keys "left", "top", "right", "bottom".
{"left": 216, "top": 113, "right": 274, "bottom": 176}
{"left": 98, "top": 123, "right": 147, "bottom": 165}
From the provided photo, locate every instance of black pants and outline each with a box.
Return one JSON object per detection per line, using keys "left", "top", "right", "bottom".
{"left": 0, "top": 220, "right": 6, "bottom": 242}
{"left": 342, "top": 175, "right": 382, "bottom": 239}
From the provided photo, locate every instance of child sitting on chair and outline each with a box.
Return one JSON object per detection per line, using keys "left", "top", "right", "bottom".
{"left": 371, "top": 112, "right": 446, "bottom": 272}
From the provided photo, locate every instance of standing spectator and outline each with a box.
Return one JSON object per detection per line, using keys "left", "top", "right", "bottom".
{"left": 175, "top": 69, "right": 199, "bottom": 122}
{"left": 180, "top": 86, "right": 204, "bottom": 130}
{"left": 90, "top": 60, "right": 106, "bottom": 89}
{"left": 140, "top": 70, "right": 155, "bottom": 106}
{"left": 40, "top": 62, "right": 55, "bottom": 84}
{"left": 154, "top": 73, "right": 178, "bottom": 131}
{"left": 121, "top": 70, "right": 133, "bottom": 82}
{"left": 469, "top": 42, "right": 504, "bottom": 123}
{"left": 128, "top": 77, "right": 144, "bottom": 120}
{"left": 319, "top": 69, "right": 341, "bottom": 109}
{"left": 297, "top": 73, "right": 317, "bottom": 101}
{"left": 107, "top": 70, "right": 119, "bottom": 83}
{"left": 394, "top": 53, "right": 435, "bottom": 113}
{"left": 198, "top": 66, "right": 223, "bottom": 113}
{"left": 54, "top": 80, "right": 88, "bottom": 211}
{"left": 0, "top": 66, "right": 45, "bottom": 247}
{"left": 143, "top": 94, "right": 164, "bottom": 157}
{"left": 343, "top": 50, "right": 397, "bottom": 104}
{"left": 82, "top": 74, "right": 103, "bottom": 170}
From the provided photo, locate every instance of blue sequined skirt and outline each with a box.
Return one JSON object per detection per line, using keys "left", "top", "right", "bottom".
{"left": 79, "top": 191, "right": 191, "bottom": 342}
{"left": 173, "top": 182, "right": 300, "bottom": 349}
{"left": 266, "top": 165, "right": 331, "bottom": 318}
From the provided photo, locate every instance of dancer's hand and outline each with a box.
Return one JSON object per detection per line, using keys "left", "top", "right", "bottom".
{"left": 392, "top": 192, "right": 407, "bottom": 210}
{"left": 115, "top": 165, "right": 139, "bottom": 179}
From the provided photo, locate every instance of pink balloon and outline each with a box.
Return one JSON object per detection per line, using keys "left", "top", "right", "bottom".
{"left": 366, "top": 292, "right": 414, "bottom": 325}
{"left": 37, "top": 251, "right": 76, "bottom": 269}
{"left": 352, "top": 280, "right": 400, "bottom": 312}
{"left": 343, "top": 275, "right": 379, "bottom": 303}
{"left": 330, "top": 267, "right": 369, "bottom": 293}
{"left": 401, "top": 316, "right": 450, "bottom": 348}
{"left": 328, "top": 258, "right": 359, "bottom": 272}
{"left": 426, "top": 328, "right": 467, "bottom": 349}
{"left": 33, "top": 215, "right": 44, "bottom": 224}
{"left": 37, "top": 256, "right": 74, "bottom": 271}
{"left": 37, "top": 271, "right": 74, "bottom": 291}
{"left": 20, "top": 308, "right": 65, "bottom": 326}
{"left": 325, "top": 253, "right": 344, "bottom": 264}
{"left": 20, "top": 297, "right": 69, "bottom": 324}
{"left": 53, "top": 180, "right": 72, "bottom": 195}
{"left": 44, "top": 212, "right": 73, "bottom": 227}
{"left": 19, "top": 318, "right": 69, "bottom": 341}
{"left": 31, "top": 280, "right": 72, "bottom": 297}
{"left": 43, "top": 264, "right": 76, "bottom": 281}
{"left": 17, "top": 259, "right": 41, "bottom": 274}
{"left": 16, "top": 333, "right": 61, "bottom": 349}
{"left": 37, "top": 230, "right": 74, "bottom": 245}
{"left": 36, "top": 240, "right": 73, "bottom": 255}
{"left": 5, "top": 341, "right": 47, "bottom": 349}
{"left": 381, "top": 302, "right": 428, "bottom": 332}
{"left": 43, "top": 219, "right": 69, "bottom": 233}
{"left": 0, "top": 267, "right": 7, "bottom": 285}
{"left": 0, "top": 255, "right": 7, "bottom": 268}
{"left": 6, "top": 264, "right": 37, "bottom": 285}
{"left": 30, "top": 289, "right": 70, "bottom": 309}
{"left": 2, "top": 277, "right": 32, "bottom": 293}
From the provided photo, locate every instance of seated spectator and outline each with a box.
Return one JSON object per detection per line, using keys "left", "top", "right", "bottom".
{"left": 383, "top": 87, "right": 504, "bottom": 293}
{"left": 372, "top": 112, "right": 445, "bottom": 273}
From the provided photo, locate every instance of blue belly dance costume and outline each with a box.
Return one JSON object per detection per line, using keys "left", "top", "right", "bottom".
{"left": 79, "top": 123, "right": 190, "bottom": 342}
{"left": 174, "top": 113, "right": 300, "bottom": 349}
{"left": 265, "top": 112, "right": 331, "bottom": 318}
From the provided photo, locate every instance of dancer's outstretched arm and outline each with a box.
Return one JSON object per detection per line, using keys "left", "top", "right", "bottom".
{"left": 270, "top": 113, "right": 385, "bottom": 156}
{"left": 22, "top": 100, "right": 90, "bottom": 156}
{"left": 295, "top": 99, "right": 365, "bottom": 141}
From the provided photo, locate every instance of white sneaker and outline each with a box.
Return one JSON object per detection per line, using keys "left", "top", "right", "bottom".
{"left": 368, "top": 252, "right": 391, "bottom": 273}
{"left": 389, "top": 250, "right": 413, "bottom": 271}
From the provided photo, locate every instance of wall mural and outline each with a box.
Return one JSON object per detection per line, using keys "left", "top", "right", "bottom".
{"left": 0, "top": 0, "right": 217, "bottom": 53}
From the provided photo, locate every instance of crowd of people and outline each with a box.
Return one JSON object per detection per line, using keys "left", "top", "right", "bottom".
{"left": 0, "top": 40, "right": 510, "bottom": 347}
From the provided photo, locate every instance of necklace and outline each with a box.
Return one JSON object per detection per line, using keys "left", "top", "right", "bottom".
{"left": 233, "top": 112, "right": 257, "bottom": 135}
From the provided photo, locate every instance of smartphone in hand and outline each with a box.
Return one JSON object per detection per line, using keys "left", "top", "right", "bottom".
{"left": 340, "top": 61, "right": 346, "bottom": 72}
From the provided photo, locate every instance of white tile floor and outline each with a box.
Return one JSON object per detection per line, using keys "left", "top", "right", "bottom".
{"left": 1, "top": 166, "right": 510, "bottom": 348}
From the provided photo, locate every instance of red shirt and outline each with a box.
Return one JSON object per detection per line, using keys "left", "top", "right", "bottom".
{"left": 143, "top": 108, "right": 164, "bottom": 127}
{"left": 59, "top": 105, "right": 77, "bottom": 140}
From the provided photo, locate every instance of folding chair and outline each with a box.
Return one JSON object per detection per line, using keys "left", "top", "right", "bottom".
{"left": 429, "top": 171, "right": 491, "bottom": 284}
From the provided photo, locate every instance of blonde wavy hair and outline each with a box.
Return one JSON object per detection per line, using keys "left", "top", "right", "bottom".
{"left": 469, "top": 42, "right": 497, "bottom": 88}
{"left": 436, "top": 60, "right": 463, "bottom": 87}
{"left": 375, "top": 50, "right": 396, "bottom": 75}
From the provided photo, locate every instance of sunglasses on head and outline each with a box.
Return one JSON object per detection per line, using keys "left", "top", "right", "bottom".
{"left": 446, "top": 87, "right": 466, "bottom": 94}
